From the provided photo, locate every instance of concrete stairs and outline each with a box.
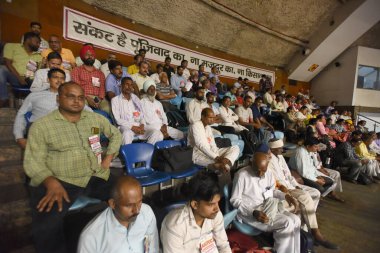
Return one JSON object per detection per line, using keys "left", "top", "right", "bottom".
{"left": 0, "top": 108, "right": 34, "bottom": 253}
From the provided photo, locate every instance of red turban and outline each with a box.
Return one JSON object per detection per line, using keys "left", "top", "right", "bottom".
{"left": 80, "top": 45, "right": 96, "bottom": 61}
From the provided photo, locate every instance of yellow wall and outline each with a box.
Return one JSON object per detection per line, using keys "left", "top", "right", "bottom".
{"left": 0, "top": 0, "right": 310, "bottom": 94}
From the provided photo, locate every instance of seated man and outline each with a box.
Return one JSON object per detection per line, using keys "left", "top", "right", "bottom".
{"left": 21, "top": 21, "right": 49, "bottom": 52}
{"left": 71, "top": 44, "right": 109, "bottom": 113}
{"left": 127, "top": 54, "right": 142, "bottom": 75}
{"left": 141, "top": 80, "right": 184, "bottom": 142}
{"left": 100, "top": 53, "right": 117, "bottom": 78}
{"left": 219, "top": 96, "right": 247, "bottom": 133}
{"left": 14, "top": 68, "right": 66, "bottom": 149}
{"left": 355, "top": 132, "right": 380, "bottom": 180}
{"left": 41, "top": 35, "right": 76, "bottom": 72}
{"left": 170, "top": 65, "right": 187, "bottom": 97}
{"left": 105, "top": 60, "right": 130, "bottom": 100}
{"left": 289, "top": 137, "right": 344, "bottom": 201}
{"left": 30, "top": 52, "right": 71, "bottom": 92}
{"left": 156, "top": 72, "right": 179, "bottom": 111}
{"left": 268, "top": 139, "right": 339, "bottom": 250}
{"left": 131, "top": 61, "right": 154, "bottom": 93}
{"left": 111, "top": 77, "right": 162, "bottom": 145}
{"left": 24, "top": 82, "right": 122, "bottom": 253}
{"left": 75, "top": 43, "right": 102, "bottom": 69}
{"left": 78, "top": 176, "right": 158, "bottom": 253}
{"left": 4, "top": 32, "right": 42, "bottom": 87}
{"left": 334, "top": 137, "right": 365, "bottom": 183}
{"left": 187, "top": 108, "right": 239, "bottom": 174}
{"left": 230, "top": 152, "right": 301, "bottom": 253}
{"left": 185, "top": 86, "right": 209, "bottom": 124}
{"left": 161, "top": 171, "right": 231, "bottom": 253}
{"left": 235, "top": 95, "right": 261, "bottom": 131}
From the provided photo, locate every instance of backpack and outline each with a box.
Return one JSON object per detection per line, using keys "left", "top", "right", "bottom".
{"left": 300, "top": 229, "right": 314, "bottom": 253}
{"left": 215, "top": 137, "right": 232, "bottom": 148}
{"left": 166, "top": 110, "right": 189, "bottom": 128}
{"left": 152, "top": 146, "right": 194, "bottom": 173}
{"left": 357, "top": 172, "right": 373, "bottom": 185}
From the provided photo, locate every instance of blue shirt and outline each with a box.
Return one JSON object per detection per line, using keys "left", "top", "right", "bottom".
{"left": 105, "top": 71, "right": 130, "bottom": 96}
{"left": 170, "top": 74, "right": 187, "bottom": 97}
{"left": 251, "top": 105, "right": 262, "bottom": 119}
{"left": 78, "top": 204, "right": 159, "bottom": 253}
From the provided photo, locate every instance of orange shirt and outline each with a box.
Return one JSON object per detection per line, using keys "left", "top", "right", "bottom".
{"left": 41, "top": 48, "right": 76, "bottom": 71}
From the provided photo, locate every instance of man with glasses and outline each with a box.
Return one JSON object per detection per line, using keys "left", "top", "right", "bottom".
{"left": 41, "top": 35, "right": 76, "bottom": 72}
{"left": 24, "top": 82, "right": 122, "bottom": 253}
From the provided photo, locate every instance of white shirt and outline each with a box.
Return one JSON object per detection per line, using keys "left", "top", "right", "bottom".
{"left": 233, "top": 82, "right": 241, "bottom": 88}
{"left": 150, "top": 73, "right": 161, "bottom": 84}
{"left": 111, "top": 94, "right": 145, "bottom": 129}
{"left": 78, "top": 205, "right": 158, "bottom": 253}
{"left": 185, "top": 98, "right": 209, "bottom": 124}
{"left": 235, "top": 106, "right": 253, "bottom": 123}
{"left": 188, "top": 121, "right": 219, "bottom": 159}
{"left": 288, "top": 146, "right": 322, "bottom": 181}
{"left": 161, "top": 204, "right": 231, "bottom": 253}
{"left": 183, "top": 68, "right": 191, "bottom": 81}
{"left": 230, "top": 167, "right": 285, "bottom": 224}
{"left": 30, "top": 68, "right": 71, "bottom": 92}
{"left": 263, "top": 92, "right": 273, "bottom": 105}
{"left": 141, "top": 97, "right": 167, "bottom": 128}
{"left": 131, "top": 73, "right": 154, "bottom": 91}
{"left": 295, "top": 111, "right": 307, "bottom": 120}
{"left": 100, "top": 62, "right": 110, "bottom": 78}
{"left": 219, "top": 106, "right": 247, "bottom": 132}
{"left": 268, "top": 153, "right": 300, "bottom": 190}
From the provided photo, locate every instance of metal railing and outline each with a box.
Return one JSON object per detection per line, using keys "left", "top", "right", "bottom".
{"left": 356, "top": 113, "right": 380, "bottom": 132}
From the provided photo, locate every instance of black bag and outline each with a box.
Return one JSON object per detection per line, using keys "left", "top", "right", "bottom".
{"left": 166, "top": 110, "right": 189, "bottom": 128}
{"left": 239, "top": 129, "right": 259, "bottom": 154}
{"left": 300, "top": 229, "right": 314, "bottom": 253}
{"left": 214, "top": 137, "right": 232, "bottom": 148}
{"left": 357, "top": 172, "right": 373, "bottom": 185}
{"left": 152, "top": 146, "right": 194, "bottom": 173}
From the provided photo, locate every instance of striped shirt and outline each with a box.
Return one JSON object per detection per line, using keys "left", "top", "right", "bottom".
{"left": 24, "top": 110, "right": 122, "bottom": 187}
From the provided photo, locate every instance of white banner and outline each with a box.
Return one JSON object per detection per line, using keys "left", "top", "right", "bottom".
{"left": 63, "top": 7, "right": 275, "bottom": 83}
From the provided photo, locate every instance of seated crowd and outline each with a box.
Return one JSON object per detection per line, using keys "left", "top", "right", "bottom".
{"left": 3, "top": 21, "right": 380, "bottom": 253}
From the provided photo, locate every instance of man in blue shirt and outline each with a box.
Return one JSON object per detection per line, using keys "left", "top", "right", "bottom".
{"left": 170, "top": 65, "right": 187, "bottom": 97}
{"left": 78, "top": 175, "right": 159, "bottom": 253}
{"left": 105, "top": 60, "right": 130, "bottom": 100}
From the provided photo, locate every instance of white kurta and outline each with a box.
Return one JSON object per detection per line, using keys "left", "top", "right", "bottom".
{"left": 268, "top": 153, "right": 320, "bottom": 228}
{"left": 219, "top": 106, "right": 247, "bottom": 132}
{"left": 188, "top": 121, "right": 239, "bottom": 167}
{"left": 141, "top": 97, "right": 184, "bottom": 141}
{"left": 230, "top": 167, "right": 300, "bottom": 253}
{"left": 185, "top": 98, "right": 209, "bottom": 124}
{"left": 111, "top": 94, "right": 161, "bottom": 145}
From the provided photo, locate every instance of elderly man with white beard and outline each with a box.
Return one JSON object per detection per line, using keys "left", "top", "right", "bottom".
{"left": 140, "top": 79, "right": 184, "bottom": 143}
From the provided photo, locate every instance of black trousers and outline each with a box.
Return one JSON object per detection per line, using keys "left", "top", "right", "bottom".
{"left": 303, "top": 176, "right": 334, "bottom": 195}
{"left": 29, "top": 175, "right": 116, "bottom": 253}
{"left": 341, "top": 159, "right": 362, "bottom": 180}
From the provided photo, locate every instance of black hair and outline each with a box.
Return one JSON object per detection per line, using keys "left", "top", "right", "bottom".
{"left": 108, "top": 60, "right": 123, "bottom": 70}
{"left": 254, "top": 96, "right": 263, "bottom": 103}
{"left": 47, "top": 51, "right": 62, "bottom": 61}
{"left": 362, "top": 133, "right": 373, "bottom": 142}
{"left": 165, "top": 56, "right": 171, "bottom": 61}
{"left": 83, "top": 43, "right": 94, "bottom": 47}
{"left": 358, "top": 120, "right": 366, "bottom": 125}
{"left": 177, "top": 65, "right": 183, "bottom": 71}
{"left": 156, "top": 63, "right": 163, "bottom": 69}
{"left": 351, "top": 130, "right": 362, "bottom": 137}
{"left": 30, "top": 21, "right": 41, "bottom": 28}
{"left": 206, "top": 92, "right": 215, "bottom": 98}
{"left": 198, "top": 64, "right": 205, "bottom": 70}
{"left": 138, "top": 61, "right": 149, "bottom": 67}
{"left": 121, "top": 77, "right": 133, "bottom": 85}
{"left": 304, "top": 137, "right": 320, "bottom": 146}
{"left": 221, "top": 96, "right": 231, "bottom": 103}
{"left": 376, "top": 132, "right": 380, "bottom": 138}
{"left": 336, "top": 119, "right": 345, "bottom": 124}
{"left": 300, "top": 105, "right": 308, "bottom": 111}
{"left": 238, "top": 77, "right": 243, "bottom": 81}
{"left": 308, "top": 118, "right": 318, "bottom": 125}
{"left": 138, "top": 48, "right": 146, "bottom": 53}
{"left": 134, "top": 54, "right": 142, "bottom": 61}
{"left": 244, "top": 78, "right": 249, "bottom": 81}
{"left": 47, "top": 68, "right": 65, "bottom": 79}
{"left": 316, "top": 114, "right": 325, "bottom": 120}
{"left": 23, "top": 32, "right": 40, "bottom": 41}
{"left": 183, "top": 171, "right": 220, "bottom": 202}
{"left": 244, "top": 95, "right": 253, "bottom": 101}
{"left": 181, "top": 59, "right": 188, "bottom": 65}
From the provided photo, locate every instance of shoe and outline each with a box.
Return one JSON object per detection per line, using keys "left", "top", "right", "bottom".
{"left": 328, "top": 194, "right": 345, "bottom": 203}
{"left": 347, "top": 179, "right": 358, "bottom": 184}
{"left": 314, "top": 239, "right": 340, "bottom": 250}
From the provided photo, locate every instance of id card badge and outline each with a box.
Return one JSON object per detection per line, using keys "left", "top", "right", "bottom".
{"left": 62, "top": 60, "right": 71, "bottom": 70}
{"left": 133, "top": 111, "right": 140, "bottom": 122}
{"left": 263, "top": 189, "right": 273, "bottom": 200}
{"left": 199, "top": 234, "right": 218, "bottom": 253}
{"left": 92, "top": 77, "right": 100, "bottom": 87}
{"left": 26, "top": 60, "right": 38, "bottom": 72}
{"left": 89, "top": 135, "right": 102, "bottom": 164}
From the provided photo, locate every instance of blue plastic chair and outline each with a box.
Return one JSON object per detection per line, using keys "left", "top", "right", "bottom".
{"left": 224, "top": 209, "right": 238, "bottom": 229}
{"left": 120, "top": 143, "right": 171, "bottom": 187}
{"left": 93, "top": 109, "right": 114, "bottom": 125}
{"left": 223, "top": 184, "right": 262, "bottom": 236}
{"left": 68, "top": 195, "right": 101, "bottom": 212}
{"left": 154, "top": 140, "right": 200, "bottom": 179}
{"left": 24, "top": 111, "right": 32, "bottom": 127}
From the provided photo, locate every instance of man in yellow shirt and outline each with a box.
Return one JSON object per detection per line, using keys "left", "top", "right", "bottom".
{"left": 127, "top": 54, "right": 142, "bottom": 75}
{"left": 41, "top": 35, "right": 76, "bottom": 72}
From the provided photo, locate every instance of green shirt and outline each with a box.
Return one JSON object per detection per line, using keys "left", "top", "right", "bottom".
{"left": 3, "top": 43, "right": 42, "bottom": 77}
{"left": 24, "top": 110, "right": 122, "bottom": 187}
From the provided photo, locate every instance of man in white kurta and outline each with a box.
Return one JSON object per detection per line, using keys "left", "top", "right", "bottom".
{"left": 185, "top": 87, "right": 209, "bottom": 124}
{"left": 219, "top": 97, "right": 247, "bottom": 133}
{"left": 230, "top": 152, "right": 300, "bottom": 253}
{"left": 111, "top": 78, "right": 162, "bottom": 145}
{"left": 268, "top": 139, "right": 339, "bottom": 250}
{"left": 141, "top": 80, "right": 184, "bottom": 142}
{"left": 188, "top": 108, "right": 239, "bottom": 172}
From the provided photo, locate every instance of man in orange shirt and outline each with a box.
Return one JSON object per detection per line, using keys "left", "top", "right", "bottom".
{"left": 41, "top": 35, "right": 76, "bottom": 72}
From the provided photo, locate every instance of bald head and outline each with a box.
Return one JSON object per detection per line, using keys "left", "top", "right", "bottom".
{"left": 253, "top": 152, "right": 270, "bottom": 176}
{"left": 111, "top": 175, "right": 142, "bottom": 202}
{"left": 58, "top": 81, "right": 84, "bottom": 96}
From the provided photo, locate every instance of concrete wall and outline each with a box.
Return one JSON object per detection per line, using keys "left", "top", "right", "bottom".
{"left": 310, "top": 46, "right": 358, "bottom": 106}
{"left": 352, "top": 46, "right": 380, "bottom": 107}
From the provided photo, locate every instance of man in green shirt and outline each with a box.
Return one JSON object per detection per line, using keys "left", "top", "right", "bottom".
{"left": 3, "top": 31, "right": 42, "bottom": 87}
{"left": 24, "top": 81, "right": 122, "bottom": 253}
